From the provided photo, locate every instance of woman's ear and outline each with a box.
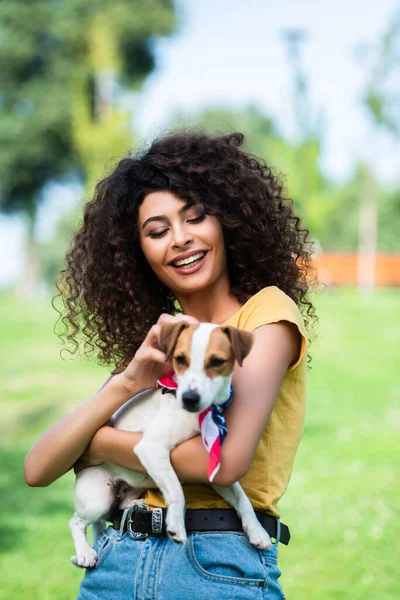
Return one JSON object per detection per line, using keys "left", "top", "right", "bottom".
{"left": 159, "top": 322, "right": 190, "bottom": 362}
{"left": 221, "top": 326, "right": 254, "bottom": 367}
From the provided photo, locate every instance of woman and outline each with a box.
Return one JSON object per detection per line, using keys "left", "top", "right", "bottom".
{"left": 24, "top": 131, "right": 316, "bottom": 599}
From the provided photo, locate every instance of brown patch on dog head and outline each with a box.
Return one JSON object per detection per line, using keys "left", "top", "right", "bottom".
{"left": 159, "top": 321, "right": 191, "bottom": 362}
{"left": 221, "top": 326, "right": 254, "bottom": 367}
{"left": 203, "top": 328, "right": 236, "bottom": 379}
{"left": 171, "top": 324, "right": 199, "bottom": 374}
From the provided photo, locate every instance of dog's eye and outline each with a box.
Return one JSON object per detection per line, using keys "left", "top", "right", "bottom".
{"left": 208, "top": 358, "right": 226, "bottom": 368}
{"left": 174, "top": 355, "right": 188, "bottom": 366}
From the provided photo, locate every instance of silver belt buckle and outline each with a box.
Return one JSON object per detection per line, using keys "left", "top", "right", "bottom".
{"left": 126, "top": 503, "right": 149, "bottom": 540}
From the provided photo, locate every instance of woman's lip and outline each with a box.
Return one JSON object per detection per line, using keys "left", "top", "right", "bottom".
{"left": 169, "top": 251, "right": 207, "bottom": 275}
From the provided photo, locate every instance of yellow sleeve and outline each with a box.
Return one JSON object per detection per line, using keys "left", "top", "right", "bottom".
{"left": 240, "top": 286, "right": 308, "bottom": 371}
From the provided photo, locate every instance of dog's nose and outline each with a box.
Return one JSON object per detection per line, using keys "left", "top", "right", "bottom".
{"left": 182, "top": 390, "right": 201, "bottom": 412}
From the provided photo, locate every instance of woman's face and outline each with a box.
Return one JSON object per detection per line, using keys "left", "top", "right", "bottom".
{"left": 138, "top": 191, "right": 228, "bottom": 296}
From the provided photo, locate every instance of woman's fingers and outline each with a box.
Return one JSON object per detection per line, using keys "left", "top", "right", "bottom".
{"left": 136, "top": 346, "right": 167, "bottom": 364}
{"left": 145, "top": 316, "right": 198, "bottom": 351}
{"left": 140, "top": 323, "right": 162, "bottom": 351}
{"left": 157, "top": 313, "right": 198, "bottom": 326}
{"left": 122, "top": 315, "right": 198, "bottom": 393}
{"left": 146, "top": 323, "right": 161, "bottom": 341}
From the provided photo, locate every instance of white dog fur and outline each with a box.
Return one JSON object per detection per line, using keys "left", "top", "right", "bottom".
{"left": 69, "top": 322, "right": 272, "bottom": 568}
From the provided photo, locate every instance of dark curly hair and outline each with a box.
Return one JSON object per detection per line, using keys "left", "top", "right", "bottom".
{"left": 55, "top": 130, "right": 318, "bottom": 370}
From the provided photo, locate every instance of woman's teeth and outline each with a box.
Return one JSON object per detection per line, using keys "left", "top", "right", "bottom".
{"left": 173, "top": 252, "right": 206, "bottom": 268}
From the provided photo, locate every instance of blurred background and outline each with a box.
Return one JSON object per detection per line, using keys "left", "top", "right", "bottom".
{"left": 0, "top": 1, "right": 399, "bottom": 598}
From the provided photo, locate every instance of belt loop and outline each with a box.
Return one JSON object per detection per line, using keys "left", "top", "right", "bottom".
{"left": 119, "top": 507, "right": 129, "bottom": 537}
{"left": 275, "top": 518, "right": 281, "bottom": 545}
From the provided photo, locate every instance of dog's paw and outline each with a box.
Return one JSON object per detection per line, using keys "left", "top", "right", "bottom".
{"left": 245, "top": 524, "right": 273, "bottom": 550}
{"left": 70, "top": 548, "right": 98, "bottom": 569}
{"left": 166, "top": 510, "right": 187, "bottom": 545}
{"left": 167, "top": 525, "right": 187, "bottom": 545}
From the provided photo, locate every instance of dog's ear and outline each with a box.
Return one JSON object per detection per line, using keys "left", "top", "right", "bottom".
{"left": 159, "top": 322, "right": 190, "bottom": 362}
{"left": 221, "top": 326, "right": 254, "bottom": 367}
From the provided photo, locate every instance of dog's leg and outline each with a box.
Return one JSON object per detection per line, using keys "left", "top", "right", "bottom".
{"left": 212, "top": 482, "right": 272, "bottom": 550}
{"left": 134, "top": 440, "right": 187, "bottom": 544}
{"left": 70, "top": 466, "right": 115, "bottom": 568}
{"left": 70, "top": 514, "right": 99, "bottom": 568}
{"left": 92, "top": 520, "right": 106, "bottom": 543}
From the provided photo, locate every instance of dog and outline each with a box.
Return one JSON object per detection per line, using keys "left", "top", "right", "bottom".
{"left": 69, "top": 322, "right": 272, "bottom": 568}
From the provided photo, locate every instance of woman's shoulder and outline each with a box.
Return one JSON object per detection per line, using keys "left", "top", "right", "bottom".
{"left": 230, "top": 285, "right": 300, "bottom": 320}
{"left": 225, "top": 286, "right": 307, "bottom": 338}
{"left": 244, "top": 285, "right": 294, "bottom": 309}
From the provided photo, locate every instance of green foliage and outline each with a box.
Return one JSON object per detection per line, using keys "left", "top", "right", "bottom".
{"left": 0, "top": 0, "right": 177, "bottom": 218}
{"left": 321, "top": 164, "right": 400, "bottom": 252}
{"left": 170, "top": 105, "right": 347, "bottom": 246}
{"left": 1, "top": 289, "right": 399, "bottom": 598}
{"left": 364, "top": 11, "right": 400, "bottom": 136}
{"left": 378, "top": 187, "right": 400, "bottom": 250}
{"left": 171, "top": 104, "right": 400, "bottom": 251}
{"left": 0, "top": 1, "right": 71, "bottom": 217}
{"left": 70, "top": 13, "right": 133, "bottom": 191}
{"left": 356, "top": 11, "right": 400, "bottom": 252}
{"left": 314, "top": 182, "right": 360, "bottom": 251}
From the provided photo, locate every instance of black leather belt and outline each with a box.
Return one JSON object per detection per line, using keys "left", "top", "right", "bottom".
{"left": 112, "top": 506, "right": 290, "bottom": 545}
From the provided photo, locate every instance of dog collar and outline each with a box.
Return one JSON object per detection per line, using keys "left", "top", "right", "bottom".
{"left": 157, "top": 371, "right": 178, "bottom": 391}
{"left": 157, "top": 371, "right": 233, "bottom": 482}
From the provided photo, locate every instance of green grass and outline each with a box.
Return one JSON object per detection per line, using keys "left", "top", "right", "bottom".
{"left": 1, "top": 289, "right": 399, "bottom": 599}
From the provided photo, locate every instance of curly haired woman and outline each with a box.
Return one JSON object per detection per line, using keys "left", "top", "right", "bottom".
{"left": 25, "top": 131, "right": 317, "bottom": 600}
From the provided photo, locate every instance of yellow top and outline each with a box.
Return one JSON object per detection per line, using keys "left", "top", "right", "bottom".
{"left": 144, "top": 286, "right": 308, "bottom": 518}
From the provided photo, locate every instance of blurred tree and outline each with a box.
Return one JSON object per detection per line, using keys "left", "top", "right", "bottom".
{"left": 0, "top": 0, "right": 176, "bottom": 294}
{"left": 171, "top": 104, "right": 278, "bottom": 158}
{"left": 362, "top": 10, "right": 400, "bottom": 248}
{"left": 279, "top": 27, "right": 339, "bottom": 245}
{"left": 312, "top": 165, "right": 400, "bottom": 253}
{"left": 363, "top": 10, "right": 400, "bottom": 136}
{"left": 171, "top": 105, "right": 338, "bottom": 246}
{"left": 378, "top": 187, "right": 400, "bottom": 250}
{"left": 355, "top": 10, "right": 400, "bottom": 291}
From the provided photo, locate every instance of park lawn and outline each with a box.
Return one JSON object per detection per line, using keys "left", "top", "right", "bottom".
{"left": 0, "top": 288, "right": 399, "bottom": 599}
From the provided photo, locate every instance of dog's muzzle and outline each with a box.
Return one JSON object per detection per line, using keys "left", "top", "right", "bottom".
{"left": 182, "top": 390, "right": 200, "bottom": 412}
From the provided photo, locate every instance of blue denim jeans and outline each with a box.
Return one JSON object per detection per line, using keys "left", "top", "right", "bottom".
{"left": 77, "top": 522, "right": 285, "bottom": 600}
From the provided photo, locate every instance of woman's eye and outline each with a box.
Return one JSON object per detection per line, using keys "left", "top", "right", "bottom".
{"left": 174, "top": 355, "right": 188, "bottom": 366}
{"left": 187, "top": 214, "right": 206, "bottom": 224}
{"left": 149, "top": 229, "right": 168, "bottom": 238}
{"left": 208, "top": 358, "right": 226, "bottom": 368}
{"left": 147, "top": 214, "right": 205, "bottom": 237}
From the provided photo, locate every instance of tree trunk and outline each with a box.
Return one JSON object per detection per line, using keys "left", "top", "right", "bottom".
{"left": 357, "top": 166, "right": 377, "bottom": 294}
{"left": 15, "top": 212, "right": 41, "bottom": 298}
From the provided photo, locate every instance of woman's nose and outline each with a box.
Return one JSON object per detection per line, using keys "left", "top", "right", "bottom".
{"left": 171, "top": 225, "right": 193, "bottom": 248}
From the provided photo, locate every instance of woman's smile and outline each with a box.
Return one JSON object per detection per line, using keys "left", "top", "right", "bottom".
{"left": 168, "top": 250, "right": 208, "bottom": 273}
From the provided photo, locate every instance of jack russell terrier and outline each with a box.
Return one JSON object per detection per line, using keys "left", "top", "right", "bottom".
{"left": 70, "top": 322, "right": 272, "bottom": 568}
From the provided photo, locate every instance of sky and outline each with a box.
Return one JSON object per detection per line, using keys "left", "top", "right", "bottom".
{"left": 1, "top": 0, "right": 399, "bottom": 285}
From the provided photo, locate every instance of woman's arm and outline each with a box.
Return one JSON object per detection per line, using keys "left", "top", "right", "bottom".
{"left": 210, "top": 320, "right": 301, "bottom": 485}
{"left": 74, "top": 425, "right": 211, "bottom": 484}
{"left": 75, "top": 321, "right": 300, "bottom": 486}
{"left": 24, "top": 374, "right": 140, "bottom": 487}
{"left": 24, "top": 314, "right": 198, "bottom": 487}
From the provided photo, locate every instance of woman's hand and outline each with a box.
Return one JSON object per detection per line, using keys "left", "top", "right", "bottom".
{"left": 118, "top": 313, "right": 198, "bottom": 395}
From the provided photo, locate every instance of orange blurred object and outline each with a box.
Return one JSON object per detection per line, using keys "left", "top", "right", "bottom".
{"left": 312, "top": 253, "right": 400, "bottom": 287}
